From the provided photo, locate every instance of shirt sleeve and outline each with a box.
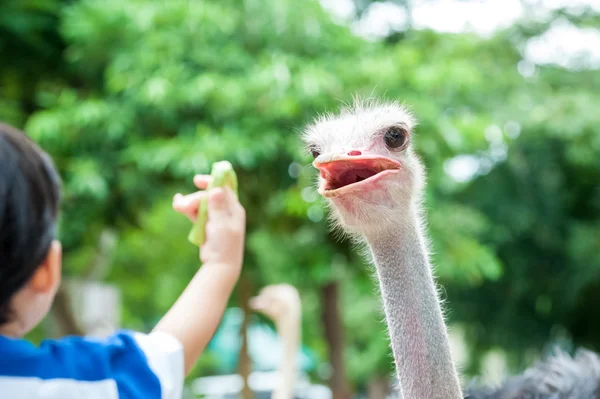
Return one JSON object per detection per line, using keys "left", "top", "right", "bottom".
{"left": 8, "top": 330, "right": 186, "bottom": 399}
{"left": 129, "top": 331, "right": 184, "bottom": 399}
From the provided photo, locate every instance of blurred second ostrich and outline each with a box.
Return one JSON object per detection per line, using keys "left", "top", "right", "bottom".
{"left": 250, "top": 284, "right": 302, "bottom": 399}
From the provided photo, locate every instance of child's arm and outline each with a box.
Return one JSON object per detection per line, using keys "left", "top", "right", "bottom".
{"left": 0, "top": 176, "right": 245, "bottom": 399}
{"left": 153, "top": 175, "right": 245, "bottom": 375}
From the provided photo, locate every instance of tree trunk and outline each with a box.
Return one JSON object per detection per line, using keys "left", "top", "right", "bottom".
{"left": 238, "top": 276, "right": 254, "bottom": 399}
{"left": 367, "top": 375, "right": 391, "bottom": 399}
{"left": 321, "top": 281, "right": 352, "bottom": 399}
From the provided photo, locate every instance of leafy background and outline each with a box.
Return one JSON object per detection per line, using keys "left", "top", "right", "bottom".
{"left": 1, "top": 0, "right": 599, "bottom": 396}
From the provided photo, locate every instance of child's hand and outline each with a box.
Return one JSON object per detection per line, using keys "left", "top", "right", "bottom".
{"left": 172, "top": 175, "right": 246, "bottom": 272}
{"left": 158, "top": 175, "right": 246, "bottom": 375}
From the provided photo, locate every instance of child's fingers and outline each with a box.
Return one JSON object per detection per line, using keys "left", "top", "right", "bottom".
{"left": 173, "top": 191, "right": 208, "bottom": 222}
{"left": 220, "top": 188, "right": 245, "bottom": 231}
{"left": 193, "top": 174, "right": 212, "bottom": 189}
{"left": 224, "top": 187, "right": 245, "bottom": 220}
{"left": 207, "top": 188, "right": 231, "bottom": 220}
{"left": 219, "top": 187, "right": 240, "bottom": 218}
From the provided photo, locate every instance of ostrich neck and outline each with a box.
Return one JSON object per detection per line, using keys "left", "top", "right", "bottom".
{"left": 273, "top": 312, "right": 299, "bottom": 399}
{"left": 365, "top": 212, "right": 462, "bottom": 399}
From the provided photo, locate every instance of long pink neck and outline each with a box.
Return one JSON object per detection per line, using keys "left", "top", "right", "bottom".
{"left": 365, "top": 213, "right": 462, "bottom": 399}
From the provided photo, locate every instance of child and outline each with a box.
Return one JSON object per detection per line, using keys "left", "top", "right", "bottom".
{"left": 0, "top": 122, "right": 246, "bottom": 399}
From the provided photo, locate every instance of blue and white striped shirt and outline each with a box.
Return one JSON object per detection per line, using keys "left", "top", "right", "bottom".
{"left": 0, "top": 330, "right": 184, "bottom": 399}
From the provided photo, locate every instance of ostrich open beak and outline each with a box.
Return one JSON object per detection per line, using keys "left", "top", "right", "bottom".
{"left": 313, "top": 153, "right": 401, "bottom": 197}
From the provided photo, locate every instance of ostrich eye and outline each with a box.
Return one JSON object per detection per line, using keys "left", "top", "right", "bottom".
{"left": 383, "top": 126, "right": 408, "bottom": 149}
{"left": 309, "top": 145, "right": 321, "bottom": 159}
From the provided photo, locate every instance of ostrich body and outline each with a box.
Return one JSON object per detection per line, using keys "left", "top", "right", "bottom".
{"left": 302, "top": 99, "right": 600, "bottom": 399}
{"left": 465, "top": 348, "right": 600, "bottom": 398}
{"left": 302, "top": 100, "right": 463, "bottom": 399}
{"left": 250, "top": 284, "right": 301, "bottom": 399}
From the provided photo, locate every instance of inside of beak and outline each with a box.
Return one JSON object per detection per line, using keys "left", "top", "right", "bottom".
{"left": 314, "top": 156, "right": 401, "bottom": 191}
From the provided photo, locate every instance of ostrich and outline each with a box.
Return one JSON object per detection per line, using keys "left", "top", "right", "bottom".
{"left": 301, "top": 99, "right": 600, "bottom": 399}
{"left": 465, "top": 348, "right": 600, "bottom": 398}
{"left": 250, "top": 284, "right": 302, "bottom": 399}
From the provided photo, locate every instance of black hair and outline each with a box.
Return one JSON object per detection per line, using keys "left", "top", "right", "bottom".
{"left": 0, "top": 123, "right": 61, "bottom": 325}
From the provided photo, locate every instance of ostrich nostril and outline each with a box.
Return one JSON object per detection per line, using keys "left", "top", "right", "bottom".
{"left": 348, "top": 150, "right": 362, "bottom": 156}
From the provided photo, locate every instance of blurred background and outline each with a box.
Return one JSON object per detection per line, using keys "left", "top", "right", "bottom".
{"left": 1, "top": 0, "right": 599, "bottom": 397}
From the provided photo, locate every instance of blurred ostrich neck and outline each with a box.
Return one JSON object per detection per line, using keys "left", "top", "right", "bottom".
{"left": 273, "top": 308, "right": 300, "bottom": 399}
{"left": 364, "top": 208, "right": 462, "bottom": 399}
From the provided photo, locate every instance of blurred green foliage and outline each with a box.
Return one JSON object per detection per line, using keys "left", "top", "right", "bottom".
{"left": 1, "top": 0, "right": 599, "bottom": 393}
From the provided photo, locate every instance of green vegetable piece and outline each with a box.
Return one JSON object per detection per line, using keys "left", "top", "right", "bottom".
{"left": 188, "top": 160, "right": 238, "bottom": 246}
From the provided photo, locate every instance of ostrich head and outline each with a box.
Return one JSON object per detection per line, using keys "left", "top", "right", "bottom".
{"left": 249, "top": 284, "right": 300, "bottom": 322}
{"left": 302, "top": 99, "right": 425, "bottom": 236}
